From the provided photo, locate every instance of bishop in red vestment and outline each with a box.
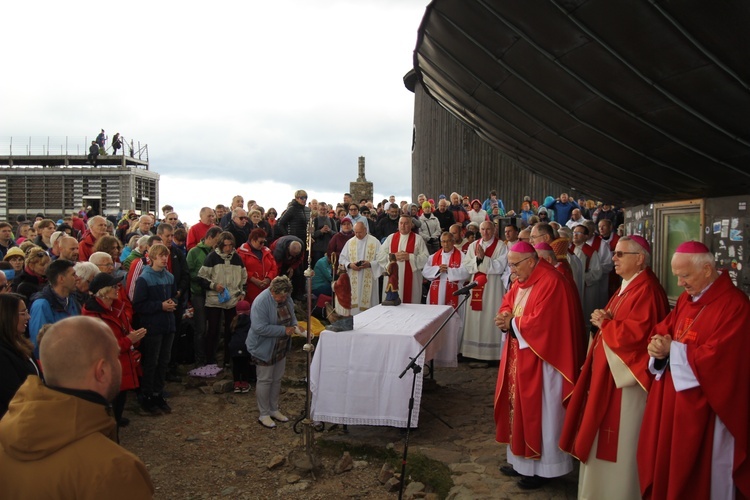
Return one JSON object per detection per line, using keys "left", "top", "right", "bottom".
{"left": 494, "top": 242, "right": 584, "bottom": 489}
{"left": 559, "top": 236, "right": 669, "bottom": 499}
{"left": 638, "top": 241, "right": 750, "bottom": 500}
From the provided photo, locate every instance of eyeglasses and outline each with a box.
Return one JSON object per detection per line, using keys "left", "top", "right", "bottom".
{"left": 349, "top": 207, "right": 358, "bottom": 211}
{"left": 1, "top": 282, "right": 11, "bottom": 290}
{"left": 508, "top": 256, "right": 533, "bottom": 268}
{"left": 239, "top": 216, "right": 249, "bottom": 221}
{"left": 298, "top": 196, "right": 308, "bottom": 200}
{"left": 613, "top": 251, "right": 639, "bottom": 258}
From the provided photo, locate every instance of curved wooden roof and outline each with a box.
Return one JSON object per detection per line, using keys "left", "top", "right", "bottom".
{"left": 412, "top": 0, "right": 750, "bottom": 204}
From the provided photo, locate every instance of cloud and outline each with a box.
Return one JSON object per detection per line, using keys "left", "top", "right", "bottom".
{"left": 0, "top": 0, "right": 430, "bottom": 216}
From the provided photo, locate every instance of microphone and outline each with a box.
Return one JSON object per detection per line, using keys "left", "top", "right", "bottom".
{"left": 453, "top": 281, "right": 479, "bottom": 296}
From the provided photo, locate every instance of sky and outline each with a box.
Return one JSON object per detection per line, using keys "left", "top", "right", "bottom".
{"left": 1, "top": 1, "right": 431, "bottom": 224}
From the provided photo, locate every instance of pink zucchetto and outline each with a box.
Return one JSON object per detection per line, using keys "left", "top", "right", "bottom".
{"left": 675, "top": 240, "right": 710, "bottom": 254}
{"left": 628, "top": 235, "right": 651, "bottom": 254}
{"left": 533, "top": 242, "right": 554, "bottom": 252}
{"left": 510, "top": 241, "right": 536, "bottom": 253}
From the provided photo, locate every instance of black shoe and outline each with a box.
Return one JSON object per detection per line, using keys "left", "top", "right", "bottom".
{"left": 117, "top": 417, "right": 130, "bottom": 427}
{"left": 517, "top": 475, "right": 548, "bottom": 490}
{"left": 154, "top": 395, "right": 172, "bottom": 414}
{"left": 140, "top": 396, "right": 162, "bottom": 416}
{"left": 500, "top": 465, "right": 520, "bottom": 477}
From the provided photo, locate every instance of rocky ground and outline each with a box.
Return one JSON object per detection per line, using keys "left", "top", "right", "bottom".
{"left": 121, "top": 346, "right": 578, "bottom": 499}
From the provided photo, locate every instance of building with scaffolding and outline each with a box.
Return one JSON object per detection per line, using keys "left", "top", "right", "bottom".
{"left": 0, "top": 136, "right": 159, "bottom": 221}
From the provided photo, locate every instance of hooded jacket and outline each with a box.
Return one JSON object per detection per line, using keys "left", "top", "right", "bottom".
{"left": 82, "top": 297, "right": 141, "bottom": 391}
{"left": 0, "top": 376, "right": 154, "bottom": 499}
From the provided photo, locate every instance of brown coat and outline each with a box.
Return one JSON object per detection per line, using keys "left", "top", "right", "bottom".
{"left": 0, "top": 376, "right": 153, "bottom": 499}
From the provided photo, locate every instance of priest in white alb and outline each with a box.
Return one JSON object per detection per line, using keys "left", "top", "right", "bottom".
{"left": 461, "top": 221, "right": 508, "bottom": 360}
{"left": 339, "top": 221, "right": 382, "bottom": 315}
{"left": 377, "top": 215, "right": 429, "bottom": 304}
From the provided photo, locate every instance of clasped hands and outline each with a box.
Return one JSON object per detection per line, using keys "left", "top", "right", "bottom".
{"left": 590, "top": 308, "right": 613, "bottom": 328}
{"left": 349, "top": 261, "right": 371, "bottom": 271}
{"left": 495, "top": 311, "right": 512, "bottom": 331}
{"left": 647, "top": 334, "right": 672, "bottom": 359}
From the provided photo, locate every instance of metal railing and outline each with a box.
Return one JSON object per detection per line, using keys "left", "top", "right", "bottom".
{"left": 0, "top": 136, "right": 149, "bottom": 162}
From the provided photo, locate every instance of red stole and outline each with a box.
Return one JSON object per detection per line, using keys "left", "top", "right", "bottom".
{"left": 428, "top": 249, "right": 462, "bottom": 308}
{"left": 470, "top": 238, "right": 500, "bottom": 311}
{"left": 570, "top": 243, "right": 595, "bottom": 271}
{"left": 390, "top": 232, "right": 416, "bottom": 304}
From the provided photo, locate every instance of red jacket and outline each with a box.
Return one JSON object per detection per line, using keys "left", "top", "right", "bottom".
{"left": 82, "top": 297, "right": 140, "bottom": 391}
{"left": 236, "top": 243, "right": 278, "bottom": 305}
{"left": 78, "top": 232, "right": 98, "bottom": 262}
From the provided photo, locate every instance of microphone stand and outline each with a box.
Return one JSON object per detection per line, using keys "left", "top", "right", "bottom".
{"left": 397, "top": 292, "right": 472, "bottom": 500}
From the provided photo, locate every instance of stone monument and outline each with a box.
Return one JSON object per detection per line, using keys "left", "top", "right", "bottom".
{"left": 349, "top": 156, "right": 373, "bottom": 204}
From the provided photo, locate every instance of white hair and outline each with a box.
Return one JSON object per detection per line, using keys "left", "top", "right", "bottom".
{"left": 74, "top": 262, "right": 99, "bottom": 282}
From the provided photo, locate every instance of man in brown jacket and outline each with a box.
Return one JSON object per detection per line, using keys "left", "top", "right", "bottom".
{"left": 0, "top": 316, "right": 154, "bottom": 498}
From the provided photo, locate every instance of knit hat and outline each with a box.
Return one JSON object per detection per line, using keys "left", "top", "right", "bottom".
{"left": 236, "top": 300, "right": 251, "bottom": 315}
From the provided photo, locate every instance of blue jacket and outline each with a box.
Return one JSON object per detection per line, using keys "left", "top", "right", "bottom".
{"left": 245, "top": 288, "right": 296, "bottom": 363}
{"left": 28, "top": 285, "right": 80, "bottom": 349}
{"left": 543, "top": 198, "right": 579, "bottom": 224}
{"left": 132, "top": 265, "right": 176, "bottom": 335}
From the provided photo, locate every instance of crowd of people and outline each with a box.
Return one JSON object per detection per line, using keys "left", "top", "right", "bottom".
{"left": 0, "top": 188, "right": 747, "bottom": 499}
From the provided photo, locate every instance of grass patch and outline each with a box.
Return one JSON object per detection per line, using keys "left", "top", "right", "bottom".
{"left": 316, "top": 438, "right": 453, "bottom": 499}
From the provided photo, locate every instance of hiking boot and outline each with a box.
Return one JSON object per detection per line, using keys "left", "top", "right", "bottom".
{"left": 154, "top": 395, "right": 172, "bottom": 414}
{"left": 140, "top": 396, "right": 162, "bottom": 416}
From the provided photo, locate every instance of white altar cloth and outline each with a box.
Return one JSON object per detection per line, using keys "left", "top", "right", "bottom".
{"left": 310, "top": 304, "right": 460, "bottom": 427}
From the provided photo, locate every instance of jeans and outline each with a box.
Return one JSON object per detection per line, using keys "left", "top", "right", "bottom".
{"left": 140, "top": 332, "right": 175, "bottom": 395}
{"left": 255, "top": 357, "right": 286, "bottom": 417}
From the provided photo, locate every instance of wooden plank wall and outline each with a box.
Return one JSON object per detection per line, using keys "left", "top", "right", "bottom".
{"left": 411, "top": 84, "right": 572, "bottom": 213}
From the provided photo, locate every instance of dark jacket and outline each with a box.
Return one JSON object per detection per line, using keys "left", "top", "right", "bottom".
{"left": 132, "top": 265, "right": 176, "bottom": 335}
{"left": 12, "top": 269, "right": 48, "bottom": 306}
{"left": 312, "top": 216, "right": 335, "bottom": 254}
{"left": 275, "top": 200, "right": 310, "bottom": 242}
{"left": 225, "top": 220, "right": 251, "bottom": 248}
{"left": 0, "top": 341, "right": 39, "bottom": 418}
{"left": 375, "top": 216, "right": 399, "bottom": 242}
{"left": 168, "top": 244, "right": 191, "bottom": 300}
{"left": 271, "top": 236, "right": 305, "bottom": 274}
{"left": 228, "top": 314, "right": 251, "bottom": 357}
{"left": 434, "top": 209, "right": 456, "bottom": 232}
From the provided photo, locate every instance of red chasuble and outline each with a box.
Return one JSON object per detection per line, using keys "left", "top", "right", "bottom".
{"left": 390, "top": 232, "right": 416, "bottom": 304}
{"left": 638, "top": 271, "right": 750, "bottom": 500}
{"left": 494, "top": 259, "right": 584, "bottom": 459}
{"left": 559, "top": 268, "right": 669, "bottom": 462}
{"left": 428, "top": 249, "right": 463, "bottom": 308}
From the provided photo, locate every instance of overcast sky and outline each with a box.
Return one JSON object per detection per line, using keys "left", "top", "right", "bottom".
{"left": 1, "top": 1, "right": 431, "bottom": 223}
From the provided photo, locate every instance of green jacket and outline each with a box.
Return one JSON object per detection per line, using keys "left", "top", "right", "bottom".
{"left": 187, "top": 242, "right": 213, "bottom": 296}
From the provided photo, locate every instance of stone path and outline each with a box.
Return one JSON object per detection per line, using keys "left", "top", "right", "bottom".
{"left": 319, "top": 361, "right": 578, "bottom": 499}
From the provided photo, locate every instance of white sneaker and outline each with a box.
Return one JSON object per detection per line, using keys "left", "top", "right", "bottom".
{"left": 258, "top": 416, "right": 276, "bottom": 428}
{"left": 270, "top": 411, "right": 289, "bottom": 422}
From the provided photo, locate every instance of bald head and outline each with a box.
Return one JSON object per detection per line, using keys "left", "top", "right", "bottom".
{"left": 40, "top": 316, "right": 121, "bottom": 401}
{"left": 353, "top": 221, "right": 367, "bottom": 239}
{"left": 289, "top": 241, "right": 302, "bottom": 257}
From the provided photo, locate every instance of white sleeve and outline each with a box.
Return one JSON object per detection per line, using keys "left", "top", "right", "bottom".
{"left": 511, "top": 317, "right": 529, "bottom": 350}
{"left": 669, "top": 341, "right": 700, "bottom": 392}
